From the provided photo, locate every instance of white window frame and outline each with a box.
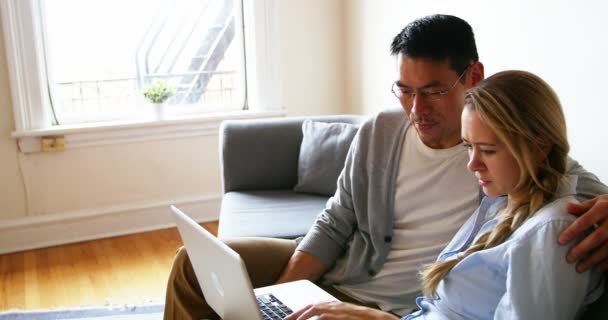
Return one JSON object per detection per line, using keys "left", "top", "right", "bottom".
{"left": 0, "top": 0, "right": 285, "bottom": 152}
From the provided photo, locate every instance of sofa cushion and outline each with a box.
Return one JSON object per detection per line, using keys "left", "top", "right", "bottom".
{"left": 294, "top": 120, "right": 358, "bottom": 196}
{"left": 217, "top": 190, "right": 328, "bottom": 238}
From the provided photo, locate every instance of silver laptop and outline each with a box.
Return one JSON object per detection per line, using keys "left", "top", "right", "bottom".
{"left": 170, "top": 205, "right": 338, "bottom": 320}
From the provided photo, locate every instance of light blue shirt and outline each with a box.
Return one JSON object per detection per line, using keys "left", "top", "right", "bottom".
{"left": 404, "top": 176, "right": 605, "bottom": 320}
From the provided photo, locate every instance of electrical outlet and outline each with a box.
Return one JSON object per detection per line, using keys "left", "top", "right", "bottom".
{"left": 41, "top": 136, "right": 66, "bottom": 152}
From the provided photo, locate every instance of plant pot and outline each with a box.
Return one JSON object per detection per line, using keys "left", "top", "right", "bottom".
{"left": 151, "top": 102, "right": 168, "bottom": 120}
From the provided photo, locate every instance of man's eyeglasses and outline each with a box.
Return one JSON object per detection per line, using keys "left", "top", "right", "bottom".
{"left": 391, "top": 67, "right": 469, "bottom": 104}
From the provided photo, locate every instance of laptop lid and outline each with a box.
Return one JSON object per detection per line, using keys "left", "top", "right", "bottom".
{"left": 170, "top": 205, "right": 263, "bottom": 320}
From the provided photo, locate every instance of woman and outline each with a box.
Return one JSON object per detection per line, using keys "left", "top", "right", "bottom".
{"left": 287, "top": 70, "right": 604, "bottom": 319}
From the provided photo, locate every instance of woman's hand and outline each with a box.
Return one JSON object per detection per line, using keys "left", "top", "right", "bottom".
{"left": 284, "top": 301, "right": 400, "bottom": 320}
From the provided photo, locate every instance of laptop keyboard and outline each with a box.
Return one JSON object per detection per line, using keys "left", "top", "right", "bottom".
{"left": 256, "top": 293, "right": 293, "bottom": 320}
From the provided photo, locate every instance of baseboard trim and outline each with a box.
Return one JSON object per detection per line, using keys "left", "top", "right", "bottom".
{"left": 0, "top": 194, "right": 222, "bottom": 255}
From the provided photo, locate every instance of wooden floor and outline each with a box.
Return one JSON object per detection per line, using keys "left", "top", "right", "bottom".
{"left": 0, "top": 222, "right": 218, "bottom": 311}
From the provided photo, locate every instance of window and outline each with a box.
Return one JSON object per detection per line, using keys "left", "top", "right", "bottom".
{"left": 43, "top": 0, "right": 245, "bottom": 124}
{"left": 2, "top": 0, "right": 283, "bottom": 136}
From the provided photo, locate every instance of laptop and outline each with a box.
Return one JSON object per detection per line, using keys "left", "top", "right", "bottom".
{"left": 170, "top": 205, "right": 338, "bottom": 320}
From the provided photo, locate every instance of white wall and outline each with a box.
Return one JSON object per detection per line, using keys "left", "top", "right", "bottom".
{"left": 278, "top": 0, "right": 347, "bottom": 115}
{"left": 344, "top": 0, "right": 608, "bottom": 182}
{"left": 0, "top": 0, "right": 347, "bottom": 253}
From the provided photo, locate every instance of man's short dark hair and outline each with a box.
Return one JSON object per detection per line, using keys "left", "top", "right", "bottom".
{"left": 390, "top": 14, "right": 478, "bottom": 74}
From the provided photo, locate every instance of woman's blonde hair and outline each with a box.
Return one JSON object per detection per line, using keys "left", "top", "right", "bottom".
{"left": 420, "top": 70, "right": 570, "bottom": 297}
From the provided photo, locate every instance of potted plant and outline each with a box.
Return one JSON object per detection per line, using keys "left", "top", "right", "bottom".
{"left": 142, "top": 80, "right": 175, "bottom": 119}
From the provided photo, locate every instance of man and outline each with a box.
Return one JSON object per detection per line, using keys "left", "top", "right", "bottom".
{"left": 164, "top": 14, "right": 608, "bottom": 319}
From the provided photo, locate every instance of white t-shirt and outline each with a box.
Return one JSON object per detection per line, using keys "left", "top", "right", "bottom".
{"left": 335, "top": 126, "right": 479, "bottom": 314}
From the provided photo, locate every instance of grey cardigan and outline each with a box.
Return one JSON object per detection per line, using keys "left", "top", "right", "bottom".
{"left": 296, "top": 108, "right": 608, "bottom": 285}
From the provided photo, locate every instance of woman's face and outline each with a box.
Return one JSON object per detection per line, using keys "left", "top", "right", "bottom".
{"left": 461, "top": 108, "right": 522, "bottom": 199}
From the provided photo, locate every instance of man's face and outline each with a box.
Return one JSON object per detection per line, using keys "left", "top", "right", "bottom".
{"left": 395, "top": 54, "right": 473, "bottom": 149}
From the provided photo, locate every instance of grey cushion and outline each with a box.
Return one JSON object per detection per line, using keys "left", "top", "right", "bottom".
{"left": 220, "top": 115, "right": 364, "bottom": 193}
{"left": 217, "top": 190, "right": 328, "bottom": 238}
{"left": 293, "top": 120, "right": 358, "bottom": 196}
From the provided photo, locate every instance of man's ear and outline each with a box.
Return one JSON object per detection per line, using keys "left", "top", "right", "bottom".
{"left": 469, "top": 62, "right": 485, "bottom": 87}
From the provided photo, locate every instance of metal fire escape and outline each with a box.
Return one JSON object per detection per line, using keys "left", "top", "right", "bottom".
{"left": 135, "top": 0, "right": 235, "bottom": 104}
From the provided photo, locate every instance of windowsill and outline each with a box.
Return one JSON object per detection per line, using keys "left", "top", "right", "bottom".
{"left": 12, "top": 110, "right": 287, "bottom": 153}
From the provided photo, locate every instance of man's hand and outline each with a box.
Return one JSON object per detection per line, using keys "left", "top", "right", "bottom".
{"left": 284, "top": 301, "right": 399, "bottom": 320}
{"left": 559, "top": 195, "right": 608, "bottom": 272}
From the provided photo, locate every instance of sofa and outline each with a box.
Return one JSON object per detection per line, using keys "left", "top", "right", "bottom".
{"left": 217, "top": 114, "right": 366, "bottom": 239}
